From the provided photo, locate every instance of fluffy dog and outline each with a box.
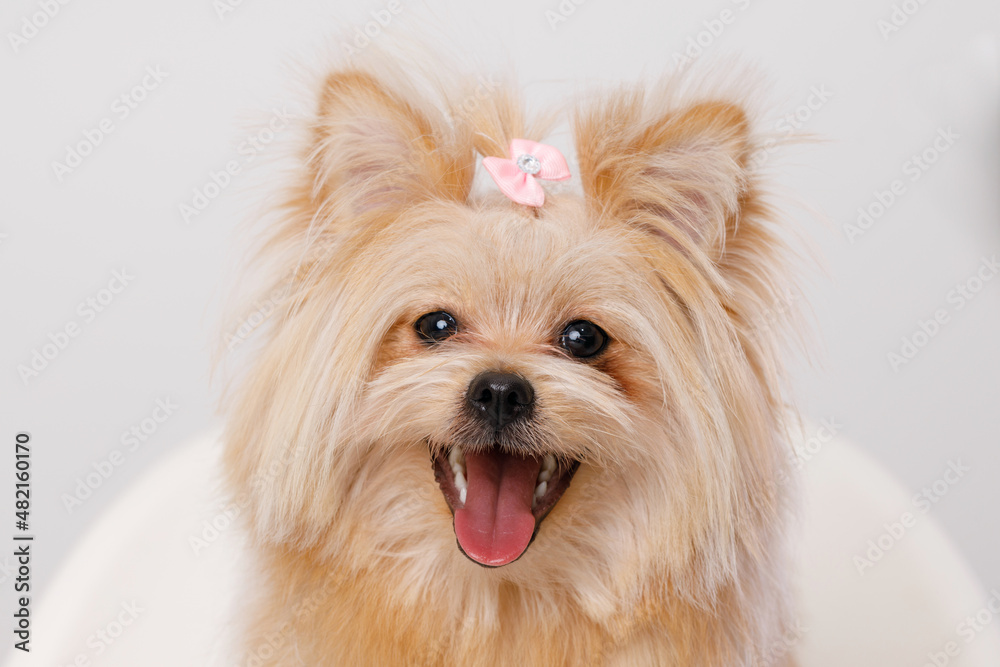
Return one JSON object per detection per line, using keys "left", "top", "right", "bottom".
{"left": 222, "top": 55, "right": 802, "bottom": 666}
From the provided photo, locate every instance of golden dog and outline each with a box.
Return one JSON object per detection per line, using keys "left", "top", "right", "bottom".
{"left": 222, "top": 55, "right": 802, "bottom": 666}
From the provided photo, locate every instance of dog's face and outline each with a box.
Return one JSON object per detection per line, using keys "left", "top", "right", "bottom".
{"left": 225, "top": 66, "right": 794, "bottom": 616}
{"left": 353, "top": 198, "right": 679, "bottom": 571}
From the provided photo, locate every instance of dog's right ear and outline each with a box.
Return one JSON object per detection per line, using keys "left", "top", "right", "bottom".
{"left": 308, "top": 70, "right": 474, "bottom": 215}
{"left": 574, "top": 90, "right": 753, "bottom": 259}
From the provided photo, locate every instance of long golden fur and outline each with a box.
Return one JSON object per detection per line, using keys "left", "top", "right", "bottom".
{"left": 222, "top": 53, "right": 802, "bottom": 666}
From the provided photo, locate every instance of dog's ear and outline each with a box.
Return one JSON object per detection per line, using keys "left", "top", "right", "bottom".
{"left": 308, "top": 70, "right": 474, "bottom": 215}
{"left": 575, "top": 93, "right": 751, "bottom": 256}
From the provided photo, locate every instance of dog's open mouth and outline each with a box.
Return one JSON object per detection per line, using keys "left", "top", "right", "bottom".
{"left": 433, "top": 445, "right": 579, "bottom": 567}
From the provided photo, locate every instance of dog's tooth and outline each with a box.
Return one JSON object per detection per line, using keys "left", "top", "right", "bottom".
{"left": 542, "top": 454, "right": 556, "bottom": 473}
{"left": 454, "top": 471, "right": 466, "bottom": 490}
{"left": 449, "top": 446, "right": 467, "bottom": 480}
{"left": 538, "top": 469, "right": 551, "bottom": 483}
{"left": 459, "top": 487, "right": 467, "bottom": 504}
{"left": 534, "top": 481, "right": 547, "bottom": 499}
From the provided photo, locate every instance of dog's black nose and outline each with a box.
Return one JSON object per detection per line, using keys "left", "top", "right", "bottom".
{"left": 466, "top": 371, "right": 534, "bottom": 429}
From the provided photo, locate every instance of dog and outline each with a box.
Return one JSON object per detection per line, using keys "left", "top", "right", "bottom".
{"left": 221, "top": 54, "right": 802, "bottom": 666}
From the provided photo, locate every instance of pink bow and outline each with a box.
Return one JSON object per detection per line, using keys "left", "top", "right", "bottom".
{"left": 482, "top": 139, "right": 571, "bottom": 207}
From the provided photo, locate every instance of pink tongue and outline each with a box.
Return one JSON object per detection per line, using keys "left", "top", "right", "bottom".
{"left": 454, "top": 449, "right": 541, "bottom": 566}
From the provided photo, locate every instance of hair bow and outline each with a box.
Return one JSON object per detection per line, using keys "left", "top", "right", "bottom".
{"left": 482, "top": 139, "right": 571, "bottom": 207}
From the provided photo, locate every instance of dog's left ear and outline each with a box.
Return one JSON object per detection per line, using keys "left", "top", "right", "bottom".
{"left": 575, "top": 94, "right": 752, "bottom": 256}
{"left": 308, "top": 69, "right": 474, "bottom": 215}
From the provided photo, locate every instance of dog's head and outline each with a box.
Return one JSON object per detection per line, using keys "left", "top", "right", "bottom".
{"left": 224, "top": 62, "right": 797, "bottom": 616}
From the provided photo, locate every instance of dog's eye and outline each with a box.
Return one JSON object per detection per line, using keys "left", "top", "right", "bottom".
{"left": 415, "top": 311, "right": 458, "bottom": 344}
{"left": 559, "top": 320, "right": 608, "bottom": 358}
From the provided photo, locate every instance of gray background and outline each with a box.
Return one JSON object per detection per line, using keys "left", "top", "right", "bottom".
{"left": 1, "top": 0, "right": 997, "bottom": 614}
